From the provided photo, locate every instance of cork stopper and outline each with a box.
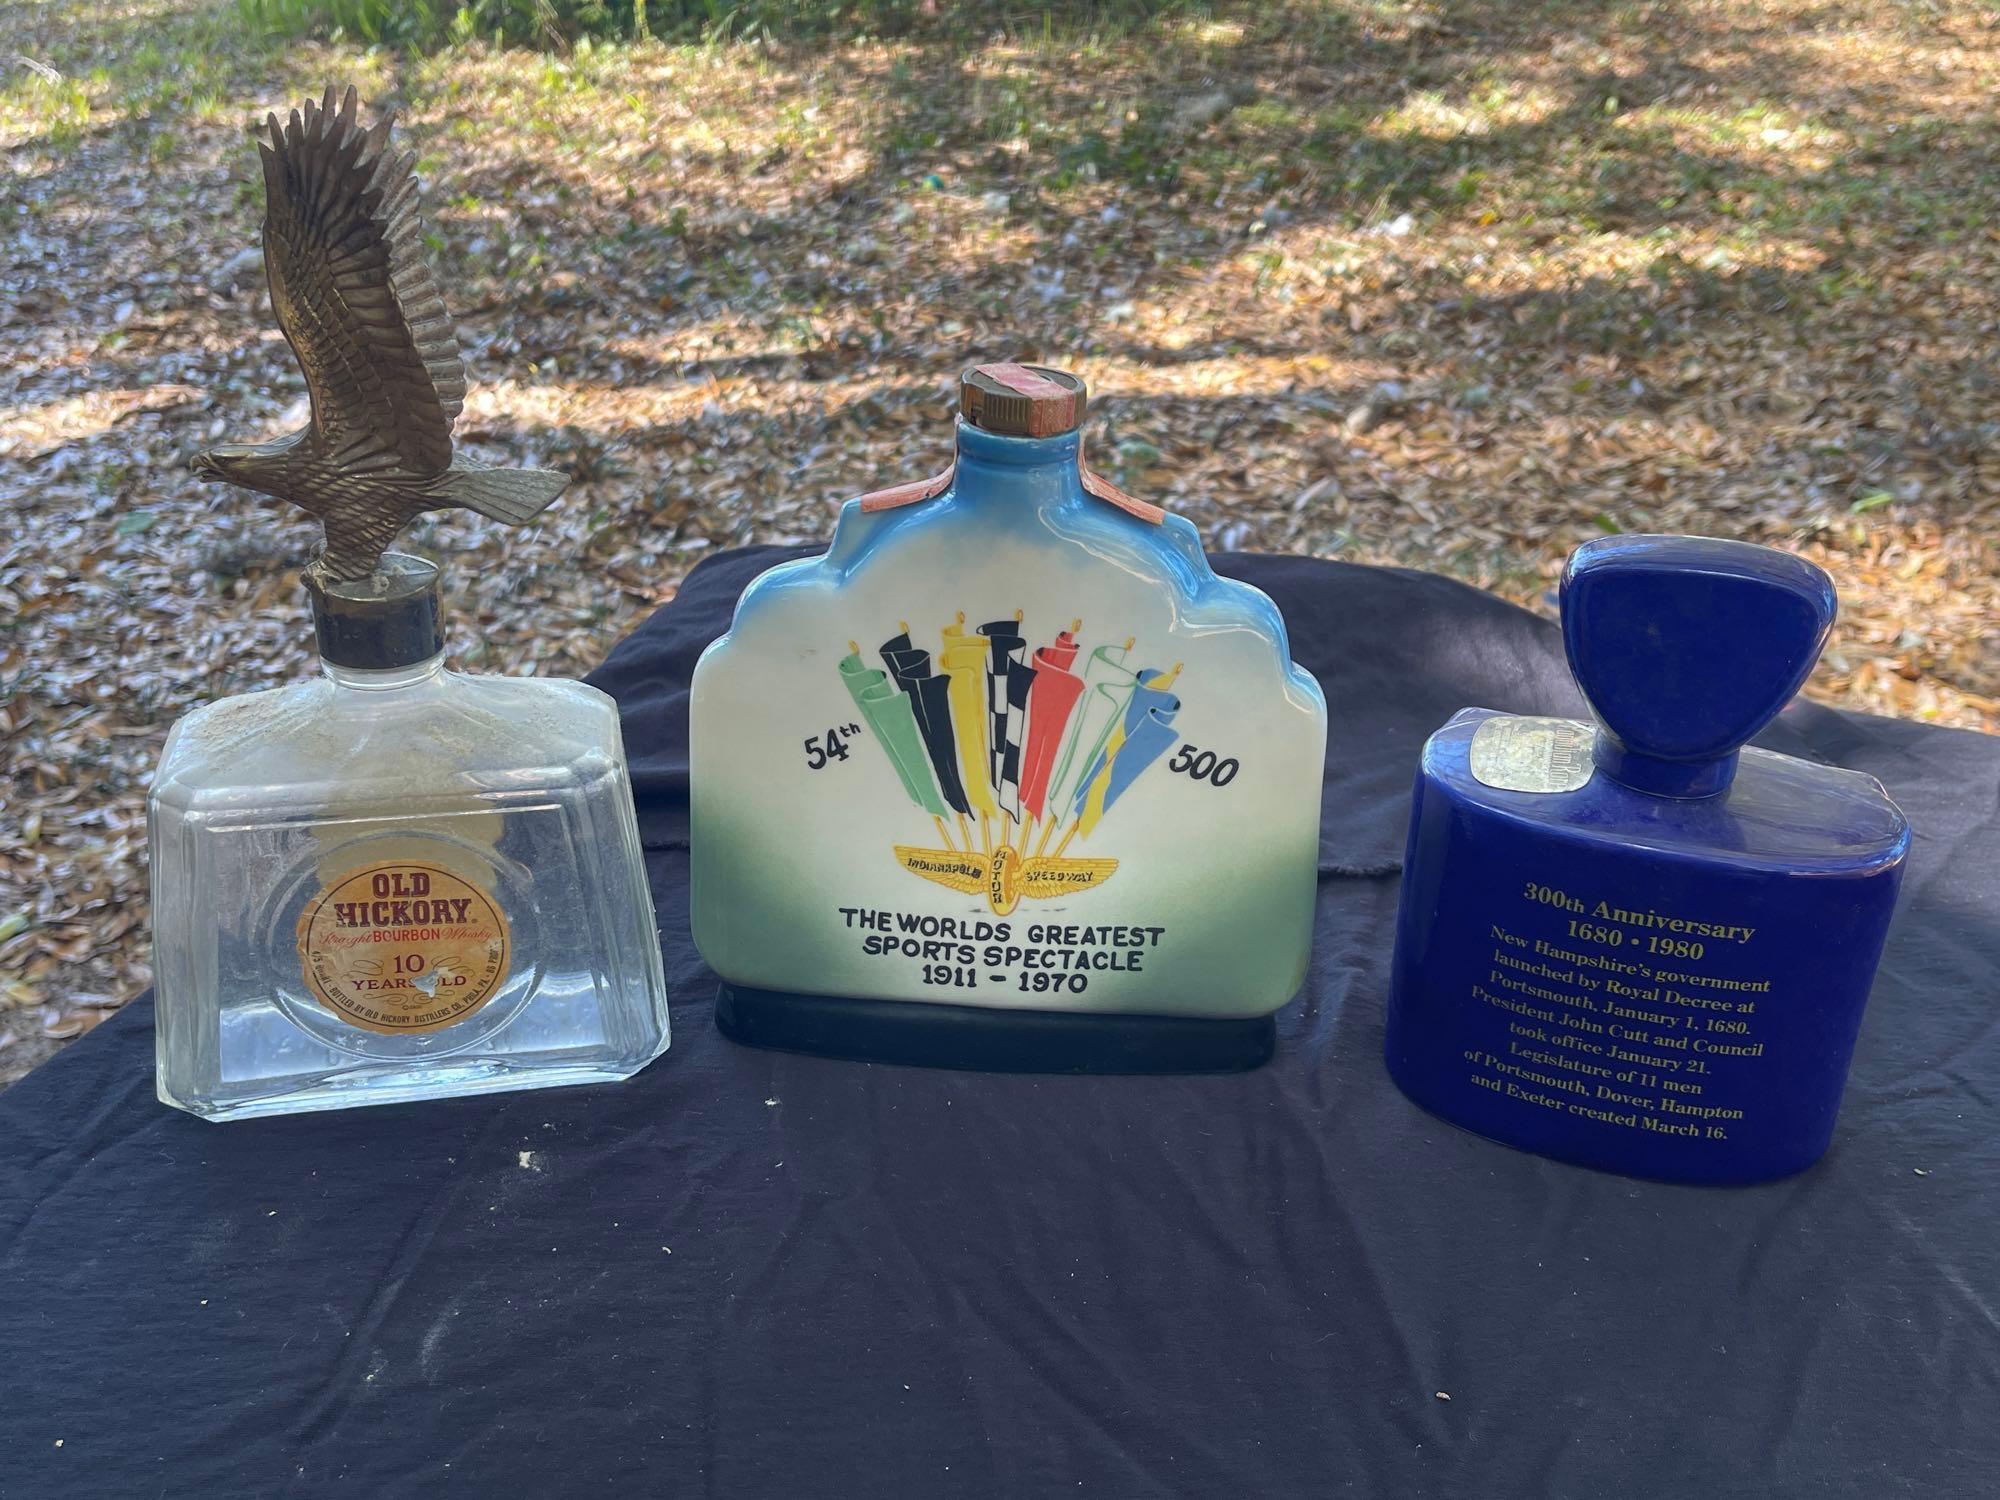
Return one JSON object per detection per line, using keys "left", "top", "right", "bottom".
{"left": 960, "top": 364, "right": 1087, "bottom": 438}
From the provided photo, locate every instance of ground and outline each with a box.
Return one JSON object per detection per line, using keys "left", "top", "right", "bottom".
{"left": 2, "top": 0, "right": 1996, "bottom": 1084}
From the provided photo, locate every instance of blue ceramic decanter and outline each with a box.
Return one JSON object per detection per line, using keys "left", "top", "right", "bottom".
{"left": 1385, "top": 536, "right": 1908, "bottom": 1183}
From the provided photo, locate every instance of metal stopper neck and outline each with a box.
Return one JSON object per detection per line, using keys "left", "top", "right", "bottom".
{"left": 305, "top": 551, "right": 445, "bottom": 671}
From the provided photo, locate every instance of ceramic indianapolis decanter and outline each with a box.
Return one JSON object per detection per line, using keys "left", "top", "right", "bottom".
{"left": 1387, "top": 536, "right": 1908, "bottom": 1182}
{"left": 148, "top": 87, "right": 668, "bottom": 1119}
{"left": 690, "top": 364, "right": 1326, "bottom": 1071}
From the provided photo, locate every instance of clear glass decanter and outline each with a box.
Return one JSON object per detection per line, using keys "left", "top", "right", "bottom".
{"left": 149, "top": 555, "right": 670, "bottom": 1120}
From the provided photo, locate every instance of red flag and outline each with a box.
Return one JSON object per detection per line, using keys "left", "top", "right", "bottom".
{"left": 1017, "top": 628, "right": 1084, "bottom": 820}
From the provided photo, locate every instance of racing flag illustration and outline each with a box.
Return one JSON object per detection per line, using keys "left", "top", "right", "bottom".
{"left": 977, "top": 614, "right": 1035, "bottom": 822}
{"left": 1017, "top": 622, "right": 1084, "bottom": 824}
{"left": 879, "top": 629, "right": 973, "bottom": 820}
{"left": 940, "top": 615, "right": 1000, "bottom": 831}
{"left": 1043, "top": 640, "right": 1139, "bottom": 824}
{"left": 1069, "top": 666, "right": 1183, "bottom": 838}
{"left": 846, "top": 611, "right": 1184, "bottom": 915}
{"left": 839, "top": 646, "right": 952, "bottom": 839}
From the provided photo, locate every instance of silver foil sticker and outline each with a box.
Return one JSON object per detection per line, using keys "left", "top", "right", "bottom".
{"left": 1468, "top": 715, "right": 1595, "bottom": 794}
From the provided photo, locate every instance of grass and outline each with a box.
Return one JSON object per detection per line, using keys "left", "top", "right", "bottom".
{"left": 230, "top": 0, "right": 1217, "bottom": 48}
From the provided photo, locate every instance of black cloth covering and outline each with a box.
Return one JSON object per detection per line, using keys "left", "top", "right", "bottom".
{"left": 2, "top": 548, "right": 1995, "bottom": 1499}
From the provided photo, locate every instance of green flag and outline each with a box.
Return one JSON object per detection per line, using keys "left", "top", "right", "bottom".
{"left": 840, "top": 651, "right": 948, "bottom": 817}
{"left": 1044, "top": 642, "right": 1137, "bottom": 817}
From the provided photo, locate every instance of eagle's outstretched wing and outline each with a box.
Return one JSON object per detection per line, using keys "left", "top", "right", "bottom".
{"left": 259, "top": 85, "right": 465, "bottom": 476}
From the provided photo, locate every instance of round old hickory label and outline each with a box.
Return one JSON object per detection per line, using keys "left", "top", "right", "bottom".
{"left": 296, "top": 860, "right": 511, "bottom": 1034}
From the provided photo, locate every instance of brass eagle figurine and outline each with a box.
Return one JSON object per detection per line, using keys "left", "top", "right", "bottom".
{"left": 193, "top": 86, "right": 567, "bottom": 580}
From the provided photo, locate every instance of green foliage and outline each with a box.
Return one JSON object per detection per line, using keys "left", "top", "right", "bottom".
{"left": 236, "top": 0, "right": 1203, "bottom": 49}
{"left": 5, "top": 72, "right": 95, "bottom": 151}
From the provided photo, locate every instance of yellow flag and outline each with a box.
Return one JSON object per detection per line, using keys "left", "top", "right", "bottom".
{"left": 940, "top": 617, "right": 999, "bottom": 817}
{"left": 1073, "top": 734, "right": 1116, "bottom": 835}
